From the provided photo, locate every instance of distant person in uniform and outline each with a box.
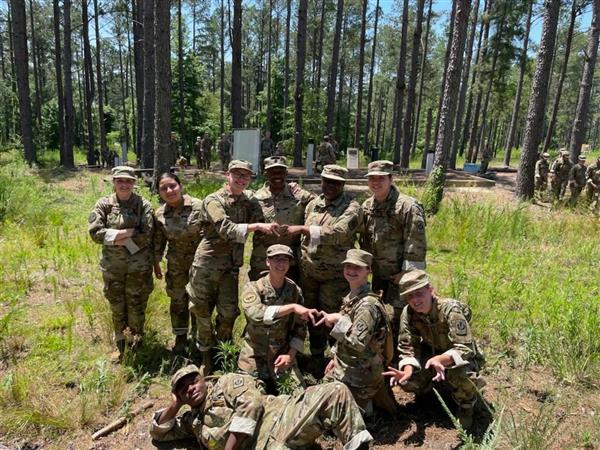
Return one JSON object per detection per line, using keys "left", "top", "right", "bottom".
{"left": 201, "top": 132, "right": 213, "bottom": 170}
{"left": 534, "top": 152, "right": 550, "bottom": 199}
{"left": 550, "top": 150, "right": 572, "bottom": 201}
{"left": 193, "top": 136, "right": 203, "bottom": 169}
{"left": 568, "top": 155, "right": 587, "bottom": 206}
{"left": 218, "top": 133, "right": 232, "bottom": 171}
{"left": 316, "top": 136, "right": 336, "bottom": 172}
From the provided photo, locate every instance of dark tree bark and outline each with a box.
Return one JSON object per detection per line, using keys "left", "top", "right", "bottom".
{"left": 393, "top": 0, "right": 409, "bottom": 164}
{"left": 543, "top": 0, "right": 579, "bottom": 153}
{"left": 424, "top": 0, "right": 471, "bottom": 214}
{"left": 220, "top": 0, "right": 225, "bottom": 134}
{"left": 52, "top": 0, "right": 65, "bottom": 162}
{"left": 353, "top": 0, "right": 368, "bottom": 149}
{"left": 364, "top": 0, "right": 380, "bottom": 156}
{"left": 9, "top": 0, "right": 35, "bottom": 164}
{"left": 569, "top": 0, "right": 600, "bottom": 162}
{"left": 421, "top": 107, "right": 433, "bottom": 168}
{"left": 293, "top": 0, "right": 308, "bottom": 167}
{"left": 141, "top": 0, "right": 155, "bottom": 168}
{"left": 315, "top": 0, "right": 326, "bottom": 98}
{"left": 177, "top": 0, "right": 185, "bottom": 157}
{"left": 516, "top": 0, "right": 561, "bottom": 199}
{"left": 335, "top": 33, "right": 346, "bottom": 139}
{"left": 153, "top": 0, "right": 172, "bottom": 187}
{"left": 231, "top": 0, "right": 243, "bottom": 128}
{"left": 93, "top": 0, "right": 107, "bottom": 164}
{"left": 401, "top": 0, "right": 425, "bottom": 167}
{"left": 266, "top": 0, "right": 273, "bottom": 131}
{"left": 283, "top": 0, "right": 292, "bottom": 137}
{"left": 448, "top": 0, "right": 480, "bottom": 169}
{"left": 117, "top": 37, "right": 129, "bottom": 155}
{"left": 503, "top": 1, "right": 532, "bottom": 166}
{"left": 28, "top": 0, "right": 41, "bottom": 127}
{"left": 326, "top": 0, "right": 344, "bottom": 134}
{"left": 82, "top": 0, "right": 96, "bottom": 165}
{"left": 62, "top": 0, "right": 74, "bottom": 168}
{"left": 411, "top": 0, "right": 433, "bottom": 157}
{"left": 132, "top": 0, "right": 144, "bottom": 158}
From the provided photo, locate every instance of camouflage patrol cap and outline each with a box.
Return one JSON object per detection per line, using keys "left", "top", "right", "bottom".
{"left": 366, "top": 160, "right": 394, "bottom": 177}
{"left": 171, "top": 365, "right": 200, "bottom": 393}
{"left": 578, "top": 155, "right": 587, "bottom": 161}
{"left": 264, "top": 156, "right": 288, "bottom": 170}
{"left": 111, "top": 166, "right": 137, "bottom": 180}
{"left": 342, "top": 248, "right": 373, "bottom": 267}
{"left": 228, "top": 159, "right": 255, "bottom": 174}
{"left": 398, "top": 270, "right": 431, "bottom": 298}
{"left": 321, "top": 164, "right": 348, "bottom": 182}
{"left": 542, "top": 153, "right": 550, "bottom": 158}
{"left": 561, "top": 150, "right": 569, "bottom": 157}
{"left": 266, "top": 244, "right": 294, "bottom": 258}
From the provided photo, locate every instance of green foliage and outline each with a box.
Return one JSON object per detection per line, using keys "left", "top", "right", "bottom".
{"left": 421, "top": 165, "right": 445, "bottom": 215}
{"left": 214, "top": 340, "right": 240, "bottom": 374}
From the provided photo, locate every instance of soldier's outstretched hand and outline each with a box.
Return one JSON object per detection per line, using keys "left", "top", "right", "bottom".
{"left": 425, "top": 357, "right": 446, "bottom": 381}
{"left": 274, "top": 354, "right": 294, "bottom": 372}
{"left": 383, "top": 365, "right": 413, "bottom": 386}
{"left": 256, "top": 222, "right": 281, "bottom": 236}
{"left": 293, "top": 305, "right": 321, "bottom": 324}
{"left": 314, "top": 312, "right": 342, "bottom": 327}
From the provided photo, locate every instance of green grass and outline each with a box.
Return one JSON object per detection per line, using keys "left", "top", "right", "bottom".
{"left": 0, "top": 149, "right": 598, "bottom": 446}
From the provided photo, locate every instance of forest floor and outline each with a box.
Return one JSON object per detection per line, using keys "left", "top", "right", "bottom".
{"left": 1, "top": 155, "right": 599, "bottom": 450}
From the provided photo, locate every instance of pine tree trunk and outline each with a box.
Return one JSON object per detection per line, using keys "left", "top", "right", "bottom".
{"left": 93, "top": 0, "right": 107, "bottom": 164}
{"left": 421, "top": 107, "right": 433, "bottom": 168}
{"left": 220, "top": 0, "right": 225, "bottom": 134}
{"left": 28, "top": 0, "right": 41, "bottom": 127}
{"left": 9, "top": 0, "right": 35, "bottom": 164}
{"left": 516, "top": 0, "right": 561, "bottom": 199}
{"left": 62, "top": 0, "right": 74, "bottom": 168}
{"left": 141, "top": 0, "right": 155, "bottom": 168}
{"left": 293, "top": 0, "right": 308, "bottom": 167}
{"left": 353, "top": 0, "right": 368, "bottom": 149}
{"left": 568, "top": 0, "right": 600, "bottom": 162}
{"left": 401, "top": 0, "right": 425, "bottom": 167}
{"left": 363, "top": 0, "right": 380, "bottom": 156}
{"left": 315, "top": 0, "right": 326, "bottom": 97}
{"left": 153, "top": 0, "right": 172, "bottom": 187}
{"left": 82, "top": 0, "right": 96, "bottom": 165}
{"left": 132, "top": 0, "right": 144, "bottom": 158}
{"left": 178, "top": 0, "right": 186, "bottom": 157}
{"left": 411, "top": 0, "right": 433, "bottom": 157}
{"left": 231, "top": 0, "right": 243, "bottom": 128}
{"left": 283, "top": 0, "right": 292, "bottom": 138}
{"left": 504, "top": 1, "right": 532, "bottom": 166}
{"left": 52, "top": 0, "right": 65, "bottom": 162}
{"left": 448, "top": 0, "right": 480, "bottom": 169}
{"left": 117, "top": 38, "right": 129, "bottom": 155}
{"left": 543, "top": 0, "right": 578, "bottom": 153}
{"left": 266, "top": 0, "right": 273, "bottom": 132}
{"left": 0, "top": 20, "right": 8, "bottom": 143}
{"left": 423, "top": 0, "right": 471, "bottom": 214}
{"left": 393, "top": 0, "right": 409, "bottom": 165}
{"left": 326, "top": 0, "right": 344, "bottom": 135}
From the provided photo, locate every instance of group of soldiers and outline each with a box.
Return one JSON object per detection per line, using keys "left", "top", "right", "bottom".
{"left": 316, "top": 134, "right": 340, "bottom": 171}
{"left": 535, "top": 149, "right": 600, "bottom": 207}
{"left": 89, "top": 157, "right": 486, "bottom": 449}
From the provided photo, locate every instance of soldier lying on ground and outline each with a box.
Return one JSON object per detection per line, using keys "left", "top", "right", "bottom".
{"left": 149, "top": 364, "right": 373, "bottom": 450}
{"left": 383, "top": 270, "right": 486, "bottom": 430}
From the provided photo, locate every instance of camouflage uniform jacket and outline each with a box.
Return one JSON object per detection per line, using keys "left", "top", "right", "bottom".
{"left": 88, "top": 193, "right": 154, "bottom": 273}
{"left": 330, "top": 284, "right": 389, "bottom": 389}
{"left": 535, "top": 159, "right": 549, "bottom": 179}
{"left": 251, "top": 183, "right": 315, "bottom": 263}
{"left": 239, "top": 275, "right": 307, "bottom": 373}
{"left": 398, "top": 296, "right": 483, "bottom": 370}
{"left": 300, "top": 193, "right": 362, "bottom": 279}
{"left": 154, "top": 194, "right": 203, "bottom": 270}
{"left": 219, "top": 139, "right": 232, "bottom": 156}
{"left": 260, "top": 138, "right": 274, "bottom": 159}
{"left": 317, "top": 142, "right": 336, "bottom": 166}
{"left": 569, "top": 163, "right": 587, "bottom": 187}
{"left": 201, "top": 137, "right": 213, "bottom": 153}
{"left": 192, "top": 186, "right": 264, "bottom": 269}
{"left": 587, "top": 164, "right": 600, "bottom": 187}
{"left": 550, "top": 158, "right": 572, "bottom": 181}
{"left": 360, "top": 185, "right": 426, "bottom": 276}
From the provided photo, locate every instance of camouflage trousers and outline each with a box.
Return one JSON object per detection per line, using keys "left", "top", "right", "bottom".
{"left": 102, "top": 270, "right": 153, "bottom": 342}
{"left": 551, "top": 179, "right": 568, "bottom": 200}
{"left": 257, "top": 381, "right": 373, "bottom": 450}
{"left": 299, "top": 271, "right": 347, "bottom": 356}
{"left": 401, "top": 360, "right": 484, "bottom": 407}
{"left": 534, "top": 176, "right": 548, "bottom": 193}
{"left": 569, "top": 184, "right": 584, "bottom": 206}
{"left": 186, "top": 264, "right": 240, "bottom": 350}
{"left": 165, "top": 264, "right": 192, "bottom": 336}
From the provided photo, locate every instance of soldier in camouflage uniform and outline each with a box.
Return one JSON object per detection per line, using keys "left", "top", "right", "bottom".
{"left": 150, "top": 365, "right": 373, "bottom": 449}
{"left": 193, "top": 136, "right": 203, "bottom": 168}
{"left": 249, "top": 156, "right": 315, "bottom": 281}
{"left": 154, "top": 173, "right": 204, "bottom": 354}
{"left": 285, "top": 165, "right": 362, "bottom": 376}
{"left": 383, "top": 270, "right": 486, "bottom": 429}
{"left": 260, "top": 131, "right": 275, "bottom": 172}
{"left": 550, "top": 150, "right": 573, "bottom": 201}
{"left": 568, "top": 155, "right": 587, "bottom": 206}
{"left": 239, "top": 244, "right": 319, "bottom": 394}
{"left": 186, "top": 160, "right": 279, "bottom": 372}
{"left": 534, "top": 153, "right": 550, "bottom": 198}
{"left": 88, "top": 166, "right": 154, "bottom": 358}
{"left": 584, "top": 156, "right": 600, "bottom": 205}
{"left": 360, "top": 160, "right": 426, "bottom": 353}
{"left": 201, "top": 132, "right": 214, "bottom": 170}
{"left": 218, "top": 133, "right": 232, "bottom": 171}
{"left": 316, "top": 136, "right": 337, "bottom": 172}
{"left": 318, "top": 249, "right": 395, "bottom": 415}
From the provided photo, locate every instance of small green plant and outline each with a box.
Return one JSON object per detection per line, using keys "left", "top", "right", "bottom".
{"left": 275, "top": 371, "right": 300, "bottom": 395}
{"left": 214, "top": 340, "right": 240, "bottom": 374}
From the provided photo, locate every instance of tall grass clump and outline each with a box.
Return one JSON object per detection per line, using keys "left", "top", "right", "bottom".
{"left": 427, "top": 198, "right": 600, "bottom": 382}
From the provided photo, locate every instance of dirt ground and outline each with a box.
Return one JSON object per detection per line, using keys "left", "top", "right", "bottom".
{"left": 3, "top": 168, "right": 599, "bottom": 450}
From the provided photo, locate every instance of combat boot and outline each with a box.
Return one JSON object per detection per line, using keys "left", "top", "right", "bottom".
{"left": 456, "top": 404, "right": 474, "bottom": 430}
{"left": 173, "top": 335, "right": 187, "bottom": 355}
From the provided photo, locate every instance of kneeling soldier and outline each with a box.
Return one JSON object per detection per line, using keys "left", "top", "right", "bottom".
{"left": 383, "top": 270, "right": 485, "bottom": 429}
{"left": 150, "top": 365, "right": 373, "bottom": 449}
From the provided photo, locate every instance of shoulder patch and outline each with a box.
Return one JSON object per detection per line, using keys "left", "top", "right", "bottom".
{"left": 416, "top": 221, "right": 425, "bottom": 231}
{"left": 88, "top": 212, "right": 97, "bottom": 223}
{"left": 454, "top": 319, "right": 468, "bottom": 336}
{"left": 355, "top": 319, "right": 368, "bottom": 334}
{"left": 233, "top": 377, "right": 245, "bottom": 388}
